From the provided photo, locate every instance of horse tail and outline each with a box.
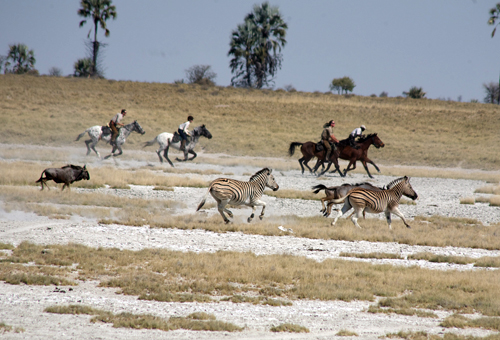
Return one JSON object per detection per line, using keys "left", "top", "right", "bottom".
{"left": 196, "top": 182, "right": 213, "bottom": 211}
{"left": 75, "top": 128, "right": 90, "bottom": 141}
{"left": 312, "top": 184, "right": 328, "bottom": 194}
{"left": 288, "top": 142, "right": 303, "bottom": 156}
{"left": 143, "top": 136, "right": 158, "bottom": 148}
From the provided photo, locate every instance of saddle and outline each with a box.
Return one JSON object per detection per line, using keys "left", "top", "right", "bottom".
{"left": 315, "top": 141, "right": 337, "bottom": 152}
{"left": 172, "top": 132, "right": 191, "bottom": 144}
{"left": 102, "top": 126, "right": 112, "bottom": 136}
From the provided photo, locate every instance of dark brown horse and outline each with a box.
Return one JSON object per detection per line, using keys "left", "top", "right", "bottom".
{"left": 288, "top": 141, "right": 345, "bottom": 177}
{"left": 314, "top": 133, "right": 385, "bottom": 178}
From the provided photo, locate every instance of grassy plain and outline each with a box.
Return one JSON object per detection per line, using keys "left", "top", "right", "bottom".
{"left": 1, "top": 74, "right": 499, "bottom": 170}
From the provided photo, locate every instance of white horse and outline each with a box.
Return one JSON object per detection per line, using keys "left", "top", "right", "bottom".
{"left": 143, "top": 124, "right": 212, "bottom": 166}
{"left": 75, "top": 120, "right": 145, "bottom": 159}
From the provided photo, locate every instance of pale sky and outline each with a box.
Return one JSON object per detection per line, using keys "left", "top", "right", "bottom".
{"left": 1, "top": 0, "right": 499, "bottom": 102}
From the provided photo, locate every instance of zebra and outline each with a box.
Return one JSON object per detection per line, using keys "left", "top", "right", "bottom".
{"left": 331, "top": 176, "right": 418, "bottom": 229}
{"left": 196, "top": 168, "right": 279, "bottom": 224}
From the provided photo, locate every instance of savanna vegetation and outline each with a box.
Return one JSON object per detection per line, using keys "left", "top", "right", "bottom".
{"left": 0, "top": 75, "right": 499, "bottom": 170}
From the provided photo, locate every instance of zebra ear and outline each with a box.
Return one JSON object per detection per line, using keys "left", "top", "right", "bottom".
{"left": 268, "top": 168, "right": 273, "bottom": 173}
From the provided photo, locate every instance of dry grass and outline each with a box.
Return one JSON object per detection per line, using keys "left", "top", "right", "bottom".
{"left": 476, "top": 185, "right": 500, "bottom": 195}
{"left": 270, "top": 323, "right": 309, "bottom": 333}
{"left": 336, "top": 329, "right": 359, "bottom": 336}
{"left": 459, "top": 197, "right": 475, "bottom": 205}
{"left": 0, "top": 161, "right": 210, "bottom": 189}
{"left": 440, "top": 314, "right": 500, "bottom": 331}
{"left": 408, "top": 252, "right": 475, "bottom": 265}
{"left": 44, "top": 305, "right": 243, "bottom": 332}
{"left": 339, "top": 252, "right": 403, "bottom": 260}
{"left": 1, "top": 75, "right": 499, "bottom": 171}
{"left": 367, "top": 306, "right": 437, "bottom": 318}
{"left": 0, "top": 322, "right": 24, "bottom": 333}
{"left": 383, "top": 330, "right": 500, "bottom": 340}
{"left": 3, "top": 242, "right": 500, "bottom": 317}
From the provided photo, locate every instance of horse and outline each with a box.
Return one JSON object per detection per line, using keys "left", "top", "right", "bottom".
{"left": 314, "top": 133, "right": 385, "bottom": 178}
{"left": 75, "top": 121, "right": 145, "bottom": 159}
{"left": 143, "top": 125, "right": 212, "bottom": 166}
{"left": 312, "top": 182, "right": 384, "bottom": 217}
{"left": 288, "top": 141, "right": 345, "bottom": 177}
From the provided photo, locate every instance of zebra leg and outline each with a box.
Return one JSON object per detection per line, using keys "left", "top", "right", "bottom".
{"left": 391, "top": 207, "right": 411, "bottom": 228}
{"left": 351, "top": 207, "right": 363, "bottom": 228}
{"left": 217, "top": 200, "right": 231, "bottom": 224}
{"left": 247, "top": 205, "right": 256, "bottom": 223}
{"left": 385, "top": 211, "right": 392, "bottom": 229}
{"left": 332, "top": 200, "right": 352, "bottom": 226}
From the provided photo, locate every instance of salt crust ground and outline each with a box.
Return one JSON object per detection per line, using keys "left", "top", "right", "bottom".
{"left": 1, "top": 148, "right": 499, "bottom": 340}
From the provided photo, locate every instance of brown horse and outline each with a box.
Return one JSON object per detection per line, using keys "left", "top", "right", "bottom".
{"left": 314, "top": 133, "right": 385, "bottom": 178}
{"left": 288, "top": 141, "right": 345, "bottom": 177}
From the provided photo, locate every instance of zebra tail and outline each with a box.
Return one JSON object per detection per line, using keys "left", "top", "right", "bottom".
{"left": 312, "top": 184, "right": 328, "bottom": 194}
{"left": 75, "top": 129, "right": 89, "bottom": 141}
{"left": 143, "top": 136, "right": 158, "bottom": 148}
{"left": 288, "top": 142, "right": 303, "bottom": 156}
{"left": 196, "top": 185, "right": 212, "bottom": 211}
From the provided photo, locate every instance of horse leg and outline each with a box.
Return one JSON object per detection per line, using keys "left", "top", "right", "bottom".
{"left": 113, "top": 146, "right": 123, "bottom": 157}
{"left": 332, "top": 158, "right": 345, "bottom": 177}
{"left": 84, "top": 140, "right": 92, "bottom": 155}
{"left": 343, "top": 160, "right": 357, "bottom": 176}
{"left": 156, "top": 149, "right": 164, "bottom": 163}
{"left": 361, "top": 160, "right": 374, "bottom": 178}
{"left": 164, "top": 145, "right": 175, "bottom": 167}
{"left": 365, "top": 157, "right": 381, "bottom": 173}
{"left": 103, "top": 145, "right": 117, "bottom": 159}
{"left": 187, "top": 150, "right": 197, "bottom": 161}
{"left": 317, "top": 161, "right": 333, "bottom": 177}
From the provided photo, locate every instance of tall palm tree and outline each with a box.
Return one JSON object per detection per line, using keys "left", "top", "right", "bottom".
{"left": 78, "top": 0, "right": 116, "bottom": 77}
{"left": 228, "top": 2, "right": 288, "bottom": 88}
{"left": 488, "top": 3, "right": 500, "bottom": 37}
{"left": 245, "top": 2, "right": 287, "bottom": 88}
{"left": 4, "top": 44, "right": 36, "bottom": 74}
{"left": 228, "top": 20, "right": 257, "bottom": 87}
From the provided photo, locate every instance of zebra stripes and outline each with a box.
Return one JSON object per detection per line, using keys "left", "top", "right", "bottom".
{"left": 332, "top": 176, "right": 418, "bottom": 229}
{"left": 196, "top": 168, "right": 279, "bottom": 223}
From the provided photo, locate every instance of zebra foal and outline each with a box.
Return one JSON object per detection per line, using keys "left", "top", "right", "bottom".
{"left": 196, "top": 168, "right": 279, "bottom": 223}
{"left": 332, "top": 176, "right": 418, "bottom": 229}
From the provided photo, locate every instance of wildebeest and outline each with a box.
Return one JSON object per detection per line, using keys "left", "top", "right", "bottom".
{"left": 312, "top": 182, "right": 384, "bottom": 217}
{"left": 35, "top": 165, "right": 90, "bottom": 191}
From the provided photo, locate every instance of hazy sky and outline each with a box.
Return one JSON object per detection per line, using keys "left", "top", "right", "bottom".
{"left": 1, "top": 0, "right": 499, "bottom": 102}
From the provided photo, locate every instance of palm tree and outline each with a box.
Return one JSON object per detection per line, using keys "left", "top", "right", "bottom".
{"left": 228, "top": 20, "right": 257, "bottom": 87}
{"left": 77, "top": 0, "right": 116, "bottom": 77}
{"left": 488, "top": 3, "right": 500, "bottom": 37}
{"left": 4, "top": 44, "right": 36, "bottom": 74}
{"left": 73, "top": 58, "right": 93, "bottom": 77}
{"left": 228, "top": 2, "right": 287, "bottom": 88}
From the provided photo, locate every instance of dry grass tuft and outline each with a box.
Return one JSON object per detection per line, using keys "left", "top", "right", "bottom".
{"left": 407, "top": 252, "right": 475, "bottom": 265}
{"left": 367, "top": 305, "right": 437, "bottom": 318}
{"left": 270, "top": 323, "right": 309, "bottom": 333}
{"left": 339, "top": 252, "right": 403, "bottom": 260}
{"left": 45, "top": 304, "right": 243, "bottom": 332}
{"left": 459, "top": 197, "right": 475, "bottom": 205}
{"left": 0, "top": 322, "right": 24, "bottom": 333}
{"left": 440, "top": 314, "right": 500, "bottom": 331}
{"left": 336, "top": 329, "right": 359, "bottom": 336}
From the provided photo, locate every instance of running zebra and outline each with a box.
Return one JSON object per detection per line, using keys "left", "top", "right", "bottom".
{"left": 332, "top": 176, "right": 418, "bottom": 229}
{"left": 196, "top": 168, "right": 279, "bottom": 223}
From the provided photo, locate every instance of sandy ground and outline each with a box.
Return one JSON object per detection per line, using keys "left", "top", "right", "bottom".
{"left": 1, "top": 145, "right": 500, "bottom": 339}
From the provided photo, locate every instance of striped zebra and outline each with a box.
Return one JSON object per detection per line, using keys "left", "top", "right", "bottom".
{"left": 196, "top": 168, "right": 279, "bottom": 223}
{"left": 332, "top": 176, "right": 418, "bottom": 229}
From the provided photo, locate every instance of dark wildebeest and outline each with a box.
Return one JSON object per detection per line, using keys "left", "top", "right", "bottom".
{"left": 312, "top": 182, "right": 384, "bottom": 217}
{"left": 36, "top": 165, "right": 90, "bottom": 191}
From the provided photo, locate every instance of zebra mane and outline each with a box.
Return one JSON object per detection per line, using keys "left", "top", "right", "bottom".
{"left": 249, "top": 168, "right": 271, "bottom": 181}
{"left": 384, "top": 176, "right": 407, "bottom": 190}
{"left": 358, "top": 133, "right": 377, "bottom": 143}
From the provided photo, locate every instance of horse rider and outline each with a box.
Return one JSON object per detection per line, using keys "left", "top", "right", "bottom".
{"left": 109, "top": 109, "right": 127, "bottom": 146}
{"left": 321, "top": 120, "right": 339, "bottom": 162}
{"left": 178, "top": 115, "right": 194, "bottom": 151}
{"left": 349, "top": 124, "right": 366, "bottom": 149}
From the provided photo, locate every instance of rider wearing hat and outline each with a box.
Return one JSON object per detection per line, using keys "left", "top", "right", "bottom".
{"left": 321, "top": 120, "right": 340, "bottom": 162}
{"left": 349, "top": 125, "right": 366, "bottom": 149}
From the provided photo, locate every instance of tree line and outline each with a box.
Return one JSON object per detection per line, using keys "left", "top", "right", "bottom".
{"left": 1, "top": 0, "right": 500, "bottom": 103}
